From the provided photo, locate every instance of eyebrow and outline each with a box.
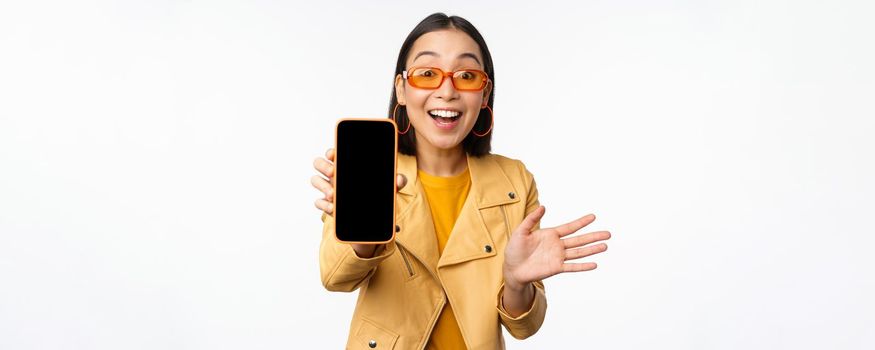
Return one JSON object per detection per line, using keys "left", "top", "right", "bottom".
{"left": 412, "top": 51, "right": 482, "bottom": 66}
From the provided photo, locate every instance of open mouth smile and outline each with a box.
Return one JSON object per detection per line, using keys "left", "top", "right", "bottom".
{"left": 428, "top": 108, "right": 461, "bottom": 129}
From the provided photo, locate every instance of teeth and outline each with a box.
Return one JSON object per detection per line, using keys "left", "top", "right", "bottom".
{"left": 428, "top": 110, "right": 460, "bottom": 118}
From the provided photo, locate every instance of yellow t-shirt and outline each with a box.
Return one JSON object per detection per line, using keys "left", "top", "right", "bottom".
{"left": 419, "top": 167, "right": 471, "bottom": 350}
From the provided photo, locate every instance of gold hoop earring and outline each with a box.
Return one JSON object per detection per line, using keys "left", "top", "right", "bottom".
{"left": 393, "top": 104, "right": 411, "bottom": 134}
{"left": 473, "top": 105, "right": 493, "bottom": 137}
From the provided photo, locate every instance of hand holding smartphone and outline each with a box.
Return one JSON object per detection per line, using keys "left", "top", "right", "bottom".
{"left": 332, "top": 118, "right": 399, "bottom": 246}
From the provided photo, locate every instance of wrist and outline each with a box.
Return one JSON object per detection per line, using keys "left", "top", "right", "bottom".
{"left": 505, "top": 280, "right": 531, "bottom": 293}
{"left": 352, "top": 244, "right": 379, "bottom": 258}
{"left": 502, "top": 268, "right": 529, "bottom": 292}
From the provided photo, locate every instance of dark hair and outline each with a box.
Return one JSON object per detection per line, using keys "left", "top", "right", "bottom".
{"left": 388, "top": 13, "right": 494, "bottom": 157}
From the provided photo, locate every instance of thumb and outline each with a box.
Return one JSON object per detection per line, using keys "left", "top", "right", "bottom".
{"left": 396, "top": 174, "right": 408, "bottom": 191}
{"left": 514, "top": 205, "right": 545, "bottom": 236}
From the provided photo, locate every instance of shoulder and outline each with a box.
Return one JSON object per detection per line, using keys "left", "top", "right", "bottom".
{"left": 481, "top": 153, "right": 536, "bottom": 182}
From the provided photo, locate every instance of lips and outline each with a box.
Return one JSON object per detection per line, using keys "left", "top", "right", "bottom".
{"left": 427, "top": 108, "right": 461, "bottom": 130}
{"left": 427, "top": 109, "right": 461, "bottom": 122}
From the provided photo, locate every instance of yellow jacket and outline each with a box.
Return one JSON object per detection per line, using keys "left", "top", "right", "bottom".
{"left": 320, "top": 153, "right": 547, "bottom": 349}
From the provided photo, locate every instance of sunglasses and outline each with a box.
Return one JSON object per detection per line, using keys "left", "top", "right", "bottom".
{"left": 402, "top": 67, "right": 490, "bottom": 91}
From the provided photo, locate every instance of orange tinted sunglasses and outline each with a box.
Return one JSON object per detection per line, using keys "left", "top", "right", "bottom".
{"left": 402, "top": 67, "right": 490, "bottom": 91}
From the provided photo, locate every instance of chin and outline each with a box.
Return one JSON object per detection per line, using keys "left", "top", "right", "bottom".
{"left": 425, "top": 135, "right": 464, "bottom": 150}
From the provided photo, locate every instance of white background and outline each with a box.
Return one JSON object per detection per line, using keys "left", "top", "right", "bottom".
{"left": 1, "top": 1, "right": 873, "bottom": 349}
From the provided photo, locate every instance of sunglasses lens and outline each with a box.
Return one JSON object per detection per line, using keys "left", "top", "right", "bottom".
{"left": 407, "top": 68, "right": 488, "bottom": 90}
{"left": 453, "top": 70, "right": 487, "bottom": 90}
{"left": 408, "top": 68, "right": 443, "bottom": 88}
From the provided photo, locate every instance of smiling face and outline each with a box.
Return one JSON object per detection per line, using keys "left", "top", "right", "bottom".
{"left": 395, "top": 29, "right": 493, "bottom": 153}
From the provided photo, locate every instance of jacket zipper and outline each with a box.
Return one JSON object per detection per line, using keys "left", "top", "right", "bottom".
{"left": 398, "top": 245, "right": 415, "bottom": 277}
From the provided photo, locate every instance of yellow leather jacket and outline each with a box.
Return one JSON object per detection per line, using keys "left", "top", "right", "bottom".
{"left": 320, "top": 153, "right": 546, "bottom": 349}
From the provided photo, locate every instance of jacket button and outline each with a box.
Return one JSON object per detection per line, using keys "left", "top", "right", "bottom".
{"left": 368, "top": 339, "right": 377, "bottom": 348}
{"left": 484, "top": 245, "right": 492, "bottom": 253}
{"left": 508, "top": 192, "right": 516, "bottom": 199}
{"left": 395, "top": 225, "right": 400, "bottom": 233}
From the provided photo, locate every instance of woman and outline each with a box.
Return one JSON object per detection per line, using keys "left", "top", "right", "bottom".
{"left": 311, "top": 13, "right": 611, "bottom": 349}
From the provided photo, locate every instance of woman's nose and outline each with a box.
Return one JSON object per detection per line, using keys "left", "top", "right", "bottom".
{"left": 434, "top": 75, "right": 460, "bottom": 100}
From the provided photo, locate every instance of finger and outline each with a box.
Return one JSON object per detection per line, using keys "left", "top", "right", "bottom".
{"left": 562, "top": 262, "right": 597, "bottom": 273}
{"left": 554, "top": 214, "right": 596, "bottom": 237}
{"left": 396, "top": 174, "right": 407, "bottom": 191}
{"left": 563, "top": 231, "right": 611, "bottom": 250}
{"left": 514, "top": 205, "right": 545, "bottom": 235}
{"left": 310, "top": 175, "right": 334, "bottom": 199}
{"left": 313, "top": 157, "right": 334, "bottom": 178}
{"left": 564, "top": 243, "right": 608, "bottom": 261}
{"left": 326, "top": 148, "right": 334, "bottom": 161}
{"left": 315, "top": 198, "right": 334, "bottom": 214}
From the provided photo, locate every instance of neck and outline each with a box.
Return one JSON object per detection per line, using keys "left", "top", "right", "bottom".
{"left": 415, "top": 139, "right": 467, "bottom": 177}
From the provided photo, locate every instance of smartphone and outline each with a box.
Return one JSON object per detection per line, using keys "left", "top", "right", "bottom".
{"left": 333, "top": 118, "right": 398, "bottom": 244}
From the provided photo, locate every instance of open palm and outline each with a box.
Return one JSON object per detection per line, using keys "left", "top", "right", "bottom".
{"left": 502, "top": 206, "right": 611, "bottom": 288}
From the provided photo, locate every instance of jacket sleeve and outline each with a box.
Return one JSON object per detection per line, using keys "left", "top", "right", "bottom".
{"left": 497, "top": 280, "right": 547, "bottom": 339}
{"left": 319, "top": 212, "right": 397, "bottom": 292}
{"left": 496, "top": 163, "right": 548, "bottom": 339}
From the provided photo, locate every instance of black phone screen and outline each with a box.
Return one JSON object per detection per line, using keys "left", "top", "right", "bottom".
{"left": 334, "top": 119, "right": 397, "bottom": 243}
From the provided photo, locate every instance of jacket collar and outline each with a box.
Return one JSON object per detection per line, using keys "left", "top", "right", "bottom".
{"left": 397, "top": 153, "right": 519, "bottom": 209}
{"left": 394, "top": 152, "right": 521, "bottom": 276}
